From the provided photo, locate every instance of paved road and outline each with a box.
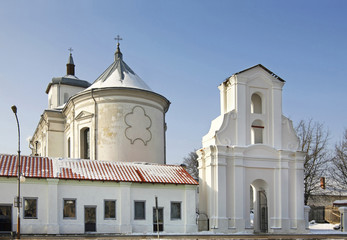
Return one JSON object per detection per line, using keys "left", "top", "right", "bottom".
{"left": 1, "top": 234, "right": 347, "bottom": 240}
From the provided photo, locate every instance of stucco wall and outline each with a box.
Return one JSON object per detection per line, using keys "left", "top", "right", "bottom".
{"left": 64, "top": 88, "right": 168, "bottom": 164}
{"left": 0, "top": 177, "right": 197, "bottom": 234}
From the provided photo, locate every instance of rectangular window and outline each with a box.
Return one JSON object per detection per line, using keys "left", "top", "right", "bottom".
{"left": 63, "top": 199, "right": 76, "bottom": 219}
{"left": 23, "top": 198, "right": 37, "bottom": 219}
{"left": 170, "top": 202, "right": 181, "bottom": 220}
{"left": 134, "top": 201, "right": 145, "bottom": 220}
{"left": 104, "top": 200, "right": 116, "bottom": 219}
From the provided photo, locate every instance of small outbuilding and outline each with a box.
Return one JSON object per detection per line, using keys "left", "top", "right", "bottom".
{"left": 0, "top": 154, "right": 198, "bottom": 234}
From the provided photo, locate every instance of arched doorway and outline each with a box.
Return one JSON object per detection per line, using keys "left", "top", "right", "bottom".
{"left": 251, "top": 179, "right": 268, "bottom": 233}
{"left": 258, "top": 190, "right": 268, "bottom": 233}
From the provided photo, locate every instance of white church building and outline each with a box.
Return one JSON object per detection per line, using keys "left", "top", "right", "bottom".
{"left": 0, "top": 42, "right": 198, "bottom": 234}
{"left": 0, "top": 40, "right": 309, "bottom": 235}
{"left": 197, "top": 64, "right": 307, "bottom": 233}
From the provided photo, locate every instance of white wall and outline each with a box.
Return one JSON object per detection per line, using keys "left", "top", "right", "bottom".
{"left": 64, "top": 88, "right": 169, "bottom": 164}
{"left": 0, "top": 177, "right": 197, "bottom": 234}
{"left": 198, "top": 66, "right": 306, "bottom": 234}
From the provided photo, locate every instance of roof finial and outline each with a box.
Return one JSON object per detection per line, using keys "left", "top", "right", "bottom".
{"left": 68, "top": 47, "right": 73, "bottom": 54}
{"left": 114, "top": 35, "right": 123, "bottom": 60}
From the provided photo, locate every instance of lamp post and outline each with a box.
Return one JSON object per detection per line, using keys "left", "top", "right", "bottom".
{"left": 11, "top": 105, "right": 21, "bottom": 239}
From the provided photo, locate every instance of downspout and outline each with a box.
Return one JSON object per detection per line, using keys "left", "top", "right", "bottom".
{"left": 58, "top": 81, "right": 61, "bottom": 107}
{"left": 91, "top": 89, "right": 97, "bottom": 160}
{"left": 41, "top": 114, "right": 49, "bottom": 156}
{"left": 71, "top": 99, "right": 75, "bottom": 158}
{"left": 163, "top": 112, "right": 167, "bottom": 165}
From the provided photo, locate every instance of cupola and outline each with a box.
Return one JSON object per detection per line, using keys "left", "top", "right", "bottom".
{"left": 46, "top": 50, "right": 91, "bottom": 109}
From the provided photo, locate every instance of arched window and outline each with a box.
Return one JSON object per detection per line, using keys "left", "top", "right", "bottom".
{"left": 67, "top": 137, "right": 71, "bottom": 158}
{"left": 80, "top": 128, "right": 90, "bottom": 159}
{"left": 251, "top": 120, "right": 264, "bottom": 144}
{"left": 251, "top": 93, "right": 262, "bottom": 114}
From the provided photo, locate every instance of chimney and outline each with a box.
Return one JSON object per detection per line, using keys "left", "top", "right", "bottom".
{"left": 320, "top": 177, "right": 326, "bottom": 189}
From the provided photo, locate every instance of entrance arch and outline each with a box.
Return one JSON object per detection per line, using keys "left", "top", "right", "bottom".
{"left": 251, "top": 179, "right": 268, "bottom": 233}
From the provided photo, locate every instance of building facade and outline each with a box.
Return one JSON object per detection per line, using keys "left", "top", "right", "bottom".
{"left": 197, "top": 65, "right": 307, "bottom": 233}
{"left": 0, "top": 154, "right": 197, "bottom": 234}
{"left": 0, "top": 43, "right": 197, "bottom": 234}
{"left": 30, "top": 43, "right": 170, "bottom": 164}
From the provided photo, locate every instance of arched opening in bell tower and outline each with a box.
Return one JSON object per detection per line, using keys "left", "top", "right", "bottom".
{"left": 251, "top": 120, "right": 264, "bottom": 144}
{"left": 251, "top": 93, "right": 262, "bottom": 114}
{"left": 250, "top": 179, "right": 268, "bottom": 233}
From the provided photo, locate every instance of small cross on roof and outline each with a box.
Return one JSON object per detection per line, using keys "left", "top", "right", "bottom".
{"left": 114, "top": 35, "right": 123, "bottom": 44}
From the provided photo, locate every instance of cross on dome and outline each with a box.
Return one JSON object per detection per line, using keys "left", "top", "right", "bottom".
{"left": 114, "top": 35, "right": 123, "bottom": 60}
{"left": 114, "top": 35, "right": 123, "bottom": 45}
{"left": 68, "top": 47, "right": 73, "bottom": 54}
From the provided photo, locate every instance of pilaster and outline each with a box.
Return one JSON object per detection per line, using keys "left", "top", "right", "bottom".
{"left": 46, "top": 179, "right": 59, "bottom": 234}
{"left": 339, "top": 207, "right": 347, "bottom": 232}
{"left": 119, "top": 182, "right": 132, "bottom": 233}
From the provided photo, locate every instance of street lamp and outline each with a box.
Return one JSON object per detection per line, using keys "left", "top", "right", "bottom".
{"left": 11, "top": 105, "right": 21, "bottom": 239}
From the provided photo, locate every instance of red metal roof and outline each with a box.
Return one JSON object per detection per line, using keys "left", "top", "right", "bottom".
{"left": 0, "top": 154, "right": 198, "bottom": 185}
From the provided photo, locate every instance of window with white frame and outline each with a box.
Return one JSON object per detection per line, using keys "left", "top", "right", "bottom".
{"left": 134, "top": 201, "right": 145, "bottom": 220}
{"left": 63, "top": 199, "right": 76, "bottom": 219}
{"left": 104, "top": 200, "right": 116, "bottom": 219}
{"left": 23, "top": 198, "right": 38, "bottom": 219}
{"left": 170, "top": 201, "right": 181, "bottom": 220}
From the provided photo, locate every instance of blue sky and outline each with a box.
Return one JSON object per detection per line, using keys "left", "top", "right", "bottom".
{"left": 0, "top": 0, "right": 346, "bottom": 164}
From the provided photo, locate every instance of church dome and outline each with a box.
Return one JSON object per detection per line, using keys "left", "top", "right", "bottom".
{"left": 86, "top": 43, "right": 151, "bottom": 91}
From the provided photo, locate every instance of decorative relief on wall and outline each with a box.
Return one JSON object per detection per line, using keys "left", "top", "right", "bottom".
{"left": 124, "top": 106, "right": 152, "bottom": 145}
{"left": 75, "top": 111, "right": 94, "bottom": 121}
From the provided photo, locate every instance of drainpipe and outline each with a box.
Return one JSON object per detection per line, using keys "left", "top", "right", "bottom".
{"left": 91, "top": 89, "right": 97, "bottom": 160}
{"left": 58, "top": 81, "right": 61, "bottom": 107}
{"left": 163, "top": 112, "right": 167, "bottom": 165}
{"left": 72, "top": 99, "right": 75, "bottom": 158}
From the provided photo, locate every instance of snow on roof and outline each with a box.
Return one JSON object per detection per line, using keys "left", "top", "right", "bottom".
{"left": 333, "top": 200, "right": 347, "bottom": 205}
{"left": 225, "top": 64, "right": 285, "bottom": 83}
{"left": 86, "top": 45, "right": 152, "bottom": 92}
{"left": 86, "top": 66, "right": 151, "bottom": 91}
{"left": 0, "top": 154, "right": 198, "bottom": 185}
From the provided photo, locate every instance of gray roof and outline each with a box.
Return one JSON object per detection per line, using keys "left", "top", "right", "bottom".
{"left": 86, "top": 43, "right": 151, "bottom": 91}
{"left": 232, "top": 64, "right": 285, "bottom": 82}
{"left": 94, "top": 46, "right": 135, "bottom": 83}
{"left": 67, "top": 53, "right": 74, "bottom": 65}
{"left": 45, "top": 76, "right": 91, "bottom": 94}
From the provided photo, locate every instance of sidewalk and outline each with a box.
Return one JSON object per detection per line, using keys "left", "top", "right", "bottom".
{"left": 1, "top": 224, "right": 346, "bottom": 240}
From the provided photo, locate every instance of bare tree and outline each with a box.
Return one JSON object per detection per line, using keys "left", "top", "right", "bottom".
{"left": 330, "top": 129, "right": 347, "bottom": 190}
{"left": 296, "top": 119, "right": 330, "bottom": 205}
{"left": 182, "top": 151, "right": 198, "bottom": 179}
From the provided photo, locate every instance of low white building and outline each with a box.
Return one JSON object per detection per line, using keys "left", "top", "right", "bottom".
{"left": 198, "top": 64, "right": 307, "bottom": 234}
{"left": 0, "top": 154, "right": 198, "bottom": 234}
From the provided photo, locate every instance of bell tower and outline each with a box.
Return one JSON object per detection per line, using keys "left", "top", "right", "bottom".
{"left": 45, "top": 49, "right": 90, "bottom": 109}
{"left": 217, "top": 64, "right": 285, "bottom": 148}
{"left": 198, "top": 64, "right": 306, "bottom": 234}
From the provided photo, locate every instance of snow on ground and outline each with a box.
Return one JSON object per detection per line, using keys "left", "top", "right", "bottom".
{"left": 309, "top": 223, "right": 345, "bottom": 234}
